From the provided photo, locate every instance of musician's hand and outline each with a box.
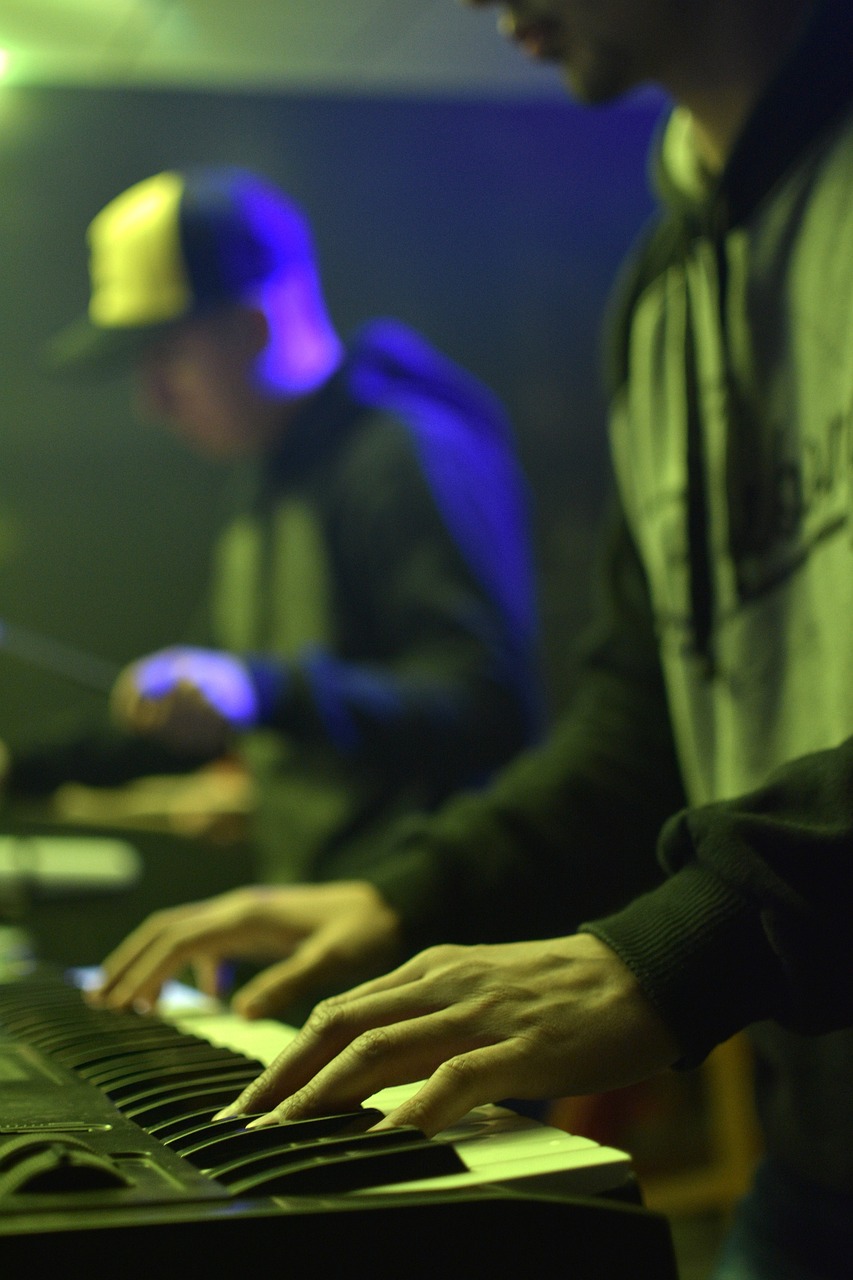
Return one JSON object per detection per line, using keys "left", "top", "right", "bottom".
{"left": 90, "top": 881, "right": 403, "bottom": 1018}
{"left": 111, "top": 647, "right": 259, "bottom": 754}
{"left": 216, "top": 934, "right": 680, "bottom": 1137}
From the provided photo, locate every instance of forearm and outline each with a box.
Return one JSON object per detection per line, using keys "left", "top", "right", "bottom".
{"left": 246, "top": 636, "right": 535, "bottom": 778}
{"left": 355, "top": 508, "right": 686, "bottom": 949}
{"left": 6, "top": 727, "right": 217, "bottom": 797}
{"left": 360, "top": 661, "right": 685, "bottom": 951}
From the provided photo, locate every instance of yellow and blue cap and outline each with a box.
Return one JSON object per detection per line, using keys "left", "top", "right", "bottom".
{"left": 46, "top": 166, "right": 314, "bottom": 375}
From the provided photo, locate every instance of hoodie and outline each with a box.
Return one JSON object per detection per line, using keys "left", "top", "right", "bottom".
{"left": 364, "top": 0, "right": 853, "bottom": 1197}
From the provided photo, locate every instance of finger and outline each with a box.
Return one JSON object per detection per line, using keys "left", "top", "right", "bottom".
{"left": 214, "top": 1019, "right": 348, "bottom": 1119}
{"left": 95, "top": 939, "right": 183, "bottom": 1010}
{"left": 256, "top": 1016, "right": 448, "bottom": 1124}
{"left": 97, "top": 902, "right": 201, "bottom": 981}
{"left": 217, "top": 982, "right": 425, "bottom": 1117}
{"left": 231, "top": 951, "right": 328, "bottom": 1019}
{"left": 233, "top": 1000, "right": 492, "bottom": 1126}
{"left": 313, "top": 951, "right": 431, "bottom": 1003}
{"left": 193, "top": 955, "right": 229, "bottom": 1000}
{"left": 232, "top": 926, "right": 402, "bottom": 1019}
{"left": 375, "top": 1041, "right": 527, "bottom": 1137}
{"left": 95, "top": 916, "right": 215, "bottom": 1010}
{"left": 94, "top": 916, "right": 172, "bottom": 999}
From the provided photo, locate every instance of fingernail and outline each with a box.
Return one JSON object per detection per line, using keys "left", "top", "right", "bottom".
{"left": 245, "top": 1114, "right": 279, "bottom": 1130}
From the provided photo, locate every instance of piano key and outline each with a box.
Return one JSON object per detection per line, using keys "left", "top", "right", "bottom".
{"left": 2, "top": 968, "right": 637, "bottom": 1198}
{"left": 163, "top": 1108, "right": 386, "bottom": 1158}
{"left": 81, "top": 1045, "right": 253, "bottom": 1088}
{"left": 146, "top": 1108, "right": 272, "bottom": 1141}
{"left": 175, "top": 1113, "right": 407, "bottom": 1171}
{"left": 120, "top": 1077, "right": 261, "bottom": 1126}
{"left": 100, "top": 1058, "right": 265, "bottom": 1102}
{"left": 14, "top": 1023, "right": 182, "bottom": 1056}
{"left": 53, "top": 1032, "right": 200, "bottom": 1070}
{"left": 223, "top": 1133, "right": 467, "bottom": 1197}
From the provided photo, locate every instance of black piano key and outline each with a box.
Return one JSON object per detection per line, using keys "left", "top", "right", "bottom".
{"left": 120, "top": 1078, "right": 260, "bottom": 1126}
{"left": 167, "top": 1109, "right": 387, "bottom": 1162}
{"left": 54, "top": 1022, "right": 200, "bottom": 1050}
{"left": 101, "top": 1058, "right": 265, "bottom": 1103}
{"left": 225, "top": 1133, "right": 467, "bottom": 1197}
{"left": 82, "top": 1045, "right": 251, "bottom": 1088}
{"left": 204, "top": 1126, "right": 440, "bottom": 1185}
{"left": 146, "top": 1108, "right": 272, "bottom": 1141}
{"left": 54, "top": 1033, "right": 198, "bottom": 1070}
{"left": 18, "top": 1023, "right": 184, "bottom": 1057}
{"left": 0, "top": 1018, "right": 117, "bottom": 1047}
{"left": 0, "top": 995, "right": 86, "bottom": 1024}
{"left": 116, "top": 1066, "right": 259, "bottom": 1107}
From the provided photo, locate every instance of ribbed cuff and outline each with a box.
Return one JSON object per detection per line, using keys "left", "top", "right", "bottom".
{"left": 581, "top": 862, "right": 787, "bottom": 1066}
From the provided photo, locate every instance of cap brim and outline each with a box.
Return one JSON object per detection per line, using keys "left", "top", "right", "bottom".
{"left": 42, "top": 315, "right": 180, "bottom": 379}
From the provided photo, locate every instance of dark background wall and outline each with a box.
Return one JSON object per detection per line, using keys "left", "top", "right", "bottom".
{"left": 0, "top": 84, "right": 662, "bottom": 750}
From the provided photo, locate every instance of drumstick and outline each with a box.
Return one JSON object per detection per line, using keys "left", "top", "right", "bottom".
{"left": 0, "top": 618, "right": 120, "bottom": 693}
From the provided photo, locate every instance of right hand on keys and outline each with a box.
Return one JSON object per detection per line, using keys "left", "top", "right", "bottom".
{"left": 216, "top": 933, "right": 682, "bottom": 1138}
{"left": 89, "top": 881, "right": 403, "bottom": 1019}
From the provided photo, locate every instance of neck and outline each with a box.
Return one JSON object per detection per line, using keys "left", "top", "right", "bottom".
{"left": 668, "top": 0, "right": 816, "bottom": 172}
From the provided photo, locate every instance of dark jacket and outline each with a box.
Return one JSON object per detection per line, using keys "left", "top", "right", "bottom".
{"left": 9, "top": 320, "right": 541, "bottom": 885}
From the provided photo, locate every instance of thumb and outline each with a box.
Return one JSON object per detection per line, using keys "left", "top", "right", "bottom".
{"left": 193, "top": 955, "right": 231, "bottom": 1000}
{"left": 232, "top": 930, "right": 349, "bottom": 1019}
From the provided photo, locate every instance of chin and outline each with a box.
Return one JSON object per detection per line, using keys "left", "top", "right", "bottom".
{"left": 561, "top": 47, "right": 641, "bottom": 106}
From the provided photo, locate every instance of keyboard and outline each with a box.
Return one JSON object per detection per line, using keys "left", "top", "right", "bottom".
{"left": 0, "top": 962, "right": 679, "bottom": 1277}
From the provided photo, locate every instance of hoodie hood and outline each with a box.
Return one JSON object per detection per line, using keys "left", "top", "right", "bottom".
{"left": 346, "top": 319, "right": 537, "bottom": 656}
{"left": 654, "top": 0, "right": 853, "bottom": 231}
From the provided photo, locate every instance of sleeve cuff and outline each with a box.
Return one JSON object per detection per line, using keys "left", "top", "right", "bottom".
{"left": 580, "top": 862, "right": 789, "bottom": 1066}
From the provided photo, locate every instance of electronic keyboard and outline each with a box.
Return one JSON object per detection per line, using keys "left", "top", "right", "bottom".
{"left": 0, "top": 961, "right": 679, "bottom": 1277}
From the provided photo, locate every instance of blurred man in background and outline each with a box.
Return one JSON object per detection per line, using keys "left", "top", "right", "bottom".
{"left": 1, "top": 166, "right": 540, "bottom": 946}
